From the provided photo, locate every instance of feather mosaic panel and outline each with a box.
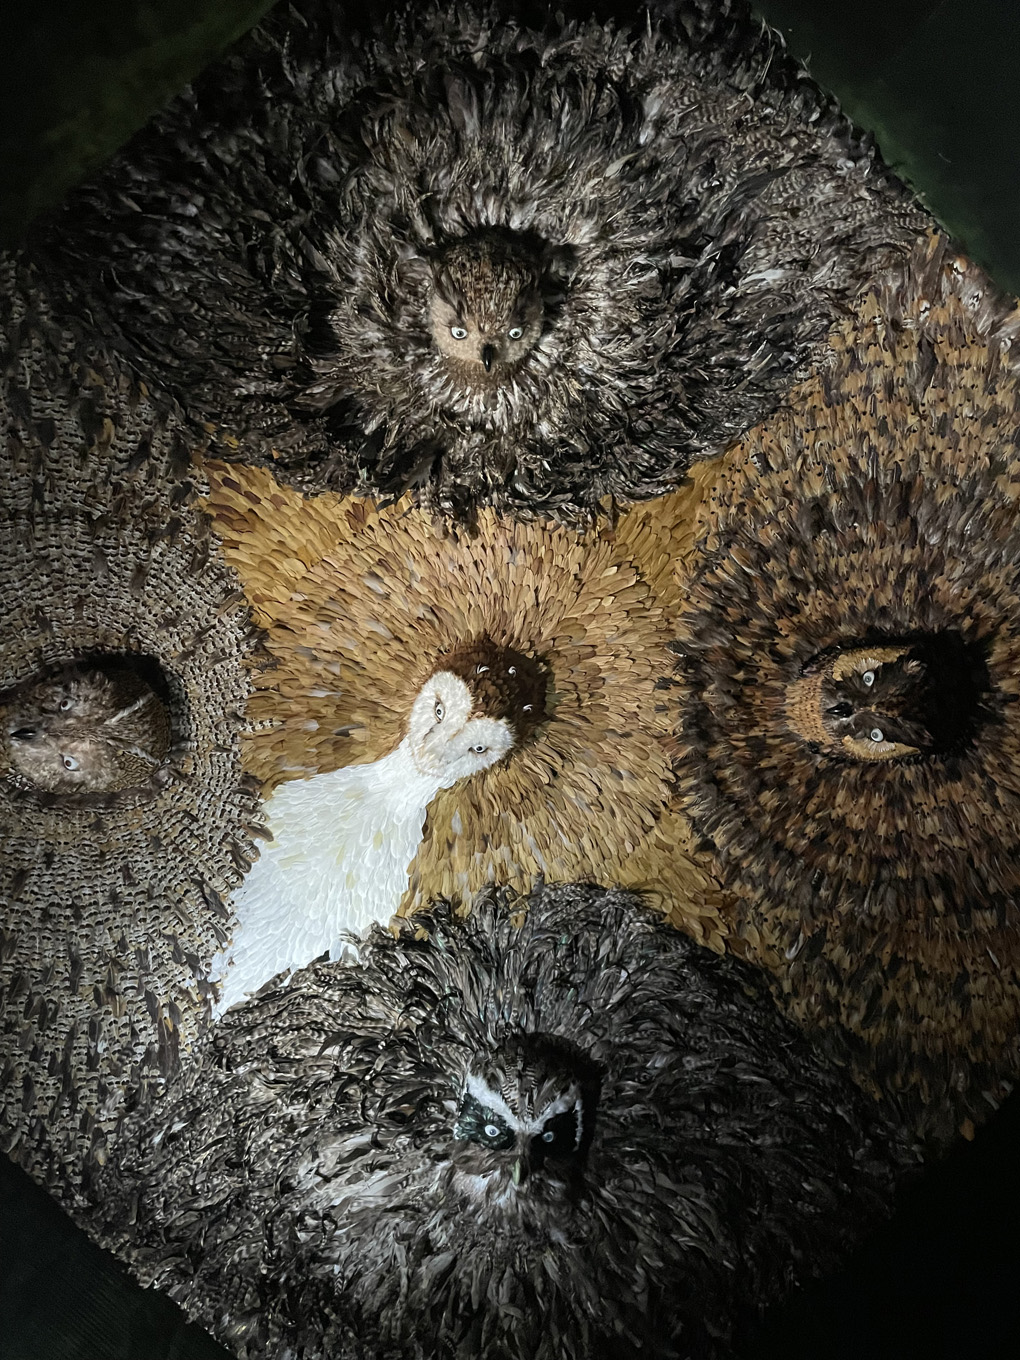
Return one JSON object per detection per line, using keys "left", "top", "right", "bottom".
{"left": 5, "top": 0, "right": 1020, "bottom": 1355}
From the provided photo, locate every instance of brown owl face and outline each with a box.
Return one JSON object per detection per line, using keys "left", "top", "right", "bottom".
{"left": 1, "top": 659, "right": 172, "bottom": 795}
{"left": 787, "top": 636, "right": 987, "bottom": 762}
{"left": 429, "top": 234, "right": 546, "bottom": 381}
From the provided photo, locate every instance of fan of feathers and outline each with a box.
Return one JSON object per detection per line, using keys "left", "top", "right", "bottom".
{"left": 11, "top": 0, "right": 1020, "bottom": 1356}
{"left": 31, "top": 0, "right": 925, "bottom": 517}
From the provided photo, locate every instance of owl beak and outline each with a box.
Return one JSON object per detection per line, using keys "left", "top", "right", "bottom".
{"left": 511, "top": 1156, "right": 530, "bottom": 1187}
{"left": 10, "top": 727, "right": 36, "bottom": 741}
{"left": 481, "top": 344, "right": 494, "bottom": 372}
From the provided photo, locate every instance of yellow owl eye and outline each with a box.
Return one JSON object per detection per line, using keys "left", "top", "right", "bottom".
{"left": 450, "top": 325, "right": 467, "bottom": 340}
{"left": 508, "top": 326, "right": 523, "bottom": 339}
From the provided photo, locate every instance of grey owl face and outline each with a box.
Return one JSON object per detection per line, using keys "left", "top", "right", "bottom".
{"left": 451, "top": 1034, "right": 600, "bottom": 1196}
{"left": 429, "top": 234, "right": 545, "bottom": 382}
{"left": 1, "top": 660, "right": 171, "bottom": 794}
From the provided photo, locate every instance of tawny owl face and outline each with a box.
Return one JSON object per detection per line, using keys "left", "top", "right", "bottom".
{"left": 428, "top": 237, "right": 545, "bottom": 381}
{"left": 451, "top": 1036, "right": 600, "bottom": 1197}
{"left": 1, "top": 662, "right": 171, "bottom": 794}
{"left": 405, "top": 671, "right": 514, "bottom": 785}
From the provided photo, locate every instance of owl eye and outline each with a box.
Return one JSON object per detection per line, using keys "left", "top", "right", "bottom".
{"left": 450, "top": 325, "right": 468, "bottom": 340}
{"left": 541, "top": 1129, "right": 555, "bottom": 1144}
{"left": 62, "top": 755, "right": 80, "bottom": 771}
{"left": 58, "top": 697, "right": 73, "bottom": 712}
{"left": 507, "top": 326, "right": 523, "bottom": 340}
{"left": 862, "top": 670, "right": 876, "bottom": 687}
{"left": 470, "top": 743, "right": 488, "bottom": 754}
{"left": 483, "top": 1123, "right": 501, "bottom": 1139}
{"left": 870, "top": 728, "right": 885, "bottom": 743}
{"left": 434, "top": 701, "right": 444, "bottom": 721}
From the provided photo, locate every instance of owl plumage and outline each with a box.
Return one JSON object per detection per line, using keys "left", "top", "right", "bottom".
{"left": 670, "top": 235, "right": 1020, "bottom": 1145}
{"left": 0, "top": 254, "right": 259, "bottom": 1196}
{"left": 32, "top": 0, "right": 926, "bottom": 517}
{"left": 93, "top": 884, "right": 915, "bottom": 1360}
{"left": 1, "top": 659, "right": 171, "bottom": 795}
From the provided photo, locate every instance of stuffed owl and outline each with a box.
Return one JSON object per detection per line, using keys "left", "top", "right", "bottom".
{"left": 33, "top": 0, "right": 927, "bottom": 517}
{"left": 93, "top": 884, "right": 916, "bottom": 1360}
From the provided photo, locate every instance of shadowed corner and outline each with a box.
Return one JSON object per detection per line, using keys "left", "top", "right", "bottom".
{"left": 0, "top": 1152, "right": 231, "bottom": 1360}
{"left": 753, "top": 0, "right": 1020, "bottom": 297}
{"left": 0, "top": 0, "right": 279, "bottom": 247}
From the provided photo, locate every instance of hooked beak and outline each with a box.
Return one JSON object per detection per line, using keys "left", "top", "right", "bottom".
{"left": 481, "top": 343, "right": 494, "bottom": 372}
{"left": 512, "top": 1157, "right": 529, "bottom": 1187}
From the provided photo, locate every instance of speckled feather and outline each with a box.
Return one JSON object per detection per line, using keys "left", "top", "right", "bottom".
{"left": 32, "top": 0, "right": 927, "bottom": 518}
{"left": 0, "top": 255, "right": 261, "bottom": 1200}
{"left": 93, "top": 884, "right": 916, "bottom": 1360}
{"left": 669, "top": 234, "right": 1020, "bottom": 1146}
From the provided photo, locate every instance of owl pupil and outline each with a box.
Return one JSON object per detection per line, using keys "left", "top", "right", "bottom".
{"left": 484, "top": 1123, "right": 500, "bottom": 1139}
{"left": 59, "top": 698, "right": 73, "bottom": 711}
{"left": 862, "top": 670, "right": 876, "bottom": 687}
{"left": 471, "top": 743, "right": 488, "bottom": 754}
{"left": 870, "top": 728, "right": 884, "bottom": 743}
{"left": 450, "top": 325, "right": 467, "bottom": 340}
{"left": 62, "top": 755, "right": 79, "bottom": 770}
{"left": 542, "top": 1129, "right": 555, "bottom": 1143}
{"left": 434, "top": 701, "right": 444, "bottom": 721}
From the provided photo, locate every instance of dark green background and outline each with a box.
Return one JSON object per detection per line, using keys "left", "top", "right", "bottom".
{"left": 3, "top": 0, "right": 1020, "bottom": 1356}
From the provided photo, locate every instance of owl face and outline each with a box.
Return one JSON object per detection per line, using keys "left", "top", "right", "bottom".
{"left": 1, "top": 662, "right": 171, "bottom": 793}
{"left": 405, "top": 670, "right": 514, "bottom": 785}
{"left": 452, "top": 1036, "right": 600, "bottom": 1195}
{"left": 429, "top": 237, "right": 545, "bottom": 381}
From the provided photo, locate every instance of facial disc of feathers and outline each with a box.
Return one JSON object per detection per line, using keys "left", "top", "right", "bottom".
{"left": 34, "top": 0, "right": 926, "bottom": 516}
{"left": 670, "top": 235, "right": 1020, "bottom": 1145}
{"left": 202, "top": 459, "right": 728, "bottom": 950}
{"left": 0, "top": 256, "right": 260, "bottom": 1198}
{"left": 92, "top": 884, "right": 914, "bottom": 1360}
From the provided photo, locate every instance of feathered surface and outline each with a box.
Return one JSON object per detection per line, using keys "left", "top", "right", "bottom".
{"left": 0, "top": 256, "right": 261, "bottom": 1198}
{"left": 31, "top": 0, "right": 927, "bottom": 517}
{"left": 210, "top": 669, "right": 516, "bottom": 1013}
{"left": 93, "top": 884, "right": 916, "bottom": 1360}
{"left": 669, "top": 234, "right": 1020, "bottom": 1146}
{"left": 202, "top": 458, "right": 731, "bottom": 950}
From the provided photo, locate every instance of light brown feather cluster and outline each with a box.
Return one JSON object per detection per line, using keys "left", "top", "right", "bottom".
{"left": 203, "top": 461, "right": 730, "bottom": 950}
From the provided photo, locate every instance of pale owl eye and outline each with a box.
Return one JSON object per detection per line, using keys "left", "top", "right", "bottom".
{"left": 58, "top": 697, "right": 73, "bottom": 712}
{"left": 870, "top": 728, "right": 885, "bottom": 743}
{"left": 484, "top": 1123, "right": 501, "bottom": 1139}
{"left": 62, "top": 755, "right": 80, "bottom": 771}
{"left": 450, "top": 325, "right": 468, "bottom": 340}
{"left": 470, "top": 743, "right": 488, "bottom": 754}
{"left": 862, "top": 670, "right": 876, "bottom": 687}
{"left": 434, "top": 701, "right": 444, "bottom": 721}
{"left": 542, "top": 1129, "right": 555, "bottom": 1143}
{"left": 507, "top": 326, "right": 523, "bottom": 340}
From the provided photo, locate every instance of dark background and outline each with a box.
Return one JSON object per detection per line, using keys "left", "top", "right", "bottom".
{"left": 3, "top": 0, "right": 1020, "bottom": 1356}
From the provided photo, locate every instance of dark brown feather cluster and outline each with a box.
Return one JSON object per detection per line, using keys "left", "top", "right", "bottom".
{"left": 0, "top": 256, "right": 261, "bottom": 1198}
{"left": 91, "top": 884, "right": 915, "bottom": 1360}
{"left": 30, "top": 0, "right": 926, "bottom": 518}
{"left": 670, "top": 235, "right": 1020, "bottom": 1146}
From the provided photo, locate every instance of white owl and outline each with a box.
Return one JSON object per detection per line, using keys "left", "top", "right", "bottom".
{"left": 209, "top": 668, "right": 514, "bottom": 1013}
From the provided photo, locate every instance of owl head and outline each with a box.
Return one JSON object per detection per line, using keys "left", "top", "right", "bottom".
{"left": 786, "top": 636, "right": 983, "bottom": 763}
{"left": 452, "top": 1033, "right": 600, "bottom": 1195}
{"left": 429, "top": 233, "right": 546, "bottom": 381}
{"left": 1, "top": 659, "right": 171, "bottom": 794}
{"left": 405, "top": 637, "right": 546, "bottom": 785}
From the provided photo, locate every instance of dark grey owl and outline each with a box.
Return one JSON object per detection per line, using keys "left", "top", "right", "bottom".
{"left": 32, "top": 0, "right": 926, "bottom": 518}
{"left": 1, "top": 659, "right": 171, "bottom": 794}
{"left": 91, "top": 884, "right": 916, "bottom": 1360}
